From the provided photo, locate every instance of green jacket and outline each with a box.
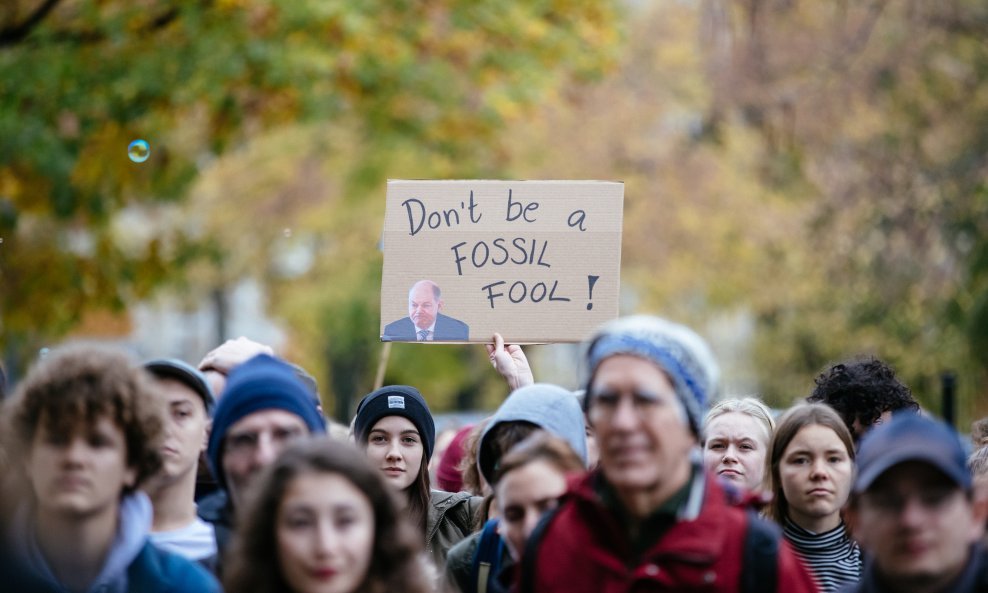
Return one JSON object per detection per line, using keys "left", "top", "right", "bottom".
{"left": 427, "top": 490, "right": 482, "bottom": 568}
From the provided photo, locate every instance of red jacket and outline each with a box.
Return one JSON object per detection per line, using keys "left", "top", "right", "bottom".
{"left": 523, "top": 469, "right": 818, "bottom": 593}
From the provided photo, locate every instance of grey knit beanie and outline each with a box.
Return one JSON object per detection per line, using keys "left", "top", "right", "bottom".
{"left": 583, "top": 315, "right": 720, "bottom": 435}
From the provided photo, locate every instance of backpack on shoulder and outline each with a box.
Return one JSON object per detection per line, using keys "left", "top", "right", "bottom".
{"left": 470, "top": 518, "right": 505, "bottom": 593}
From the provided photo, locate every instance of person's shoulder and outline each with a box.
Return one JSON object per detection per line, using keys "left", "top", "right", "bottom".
{"left": 439, "top": 313, "right": 468, "bottom": 327}
{"left": 196, "top": 490, "right": 229, "bottom": 522}
{"left": 384, "top": 317, "right": 411, "bottom": 329}
{"left": 431, "top": 488, "right": 477, "bottom": 509}
{"left": 382, "top": 317, "right": 414, "bottom": 340}
{"left": 444, "top": 530, "right": 482, "bottom": 585}
{"left": 431, "top": 489, "right": 480, "bottom": 531}
{"left": 129, "top": 542, "right": 221, "bottom": 593}
{"left": 436, "top": 314, "right": 469, "bottom": 339}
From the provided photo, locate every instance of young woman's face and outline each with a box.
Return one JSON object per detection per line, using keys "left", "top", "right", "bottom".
{"left": 365, "top": 416, "right": 424, "bottom": 492}
{"left": 276, "top": 472, "right": 375, "bottom": 593}
{"left": 27, "top": 415, "right": 136, "bottom": 520}
{"left": 496, "top": 459, "right": 569, "bottom": 561}
{"left": 779, "top": 423, "right": 853, "bottom": 532}
{"left": 703, "top": 412, "right": 770, "bottom": 491}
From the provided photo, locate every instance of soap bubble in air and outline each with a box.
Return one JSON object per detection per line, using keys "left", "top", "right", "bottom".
{"left": 128, "top": 139, "right": 150, "bottom": 163}
{"left": 283, "top": 228, "right": 292, "bottom": 238}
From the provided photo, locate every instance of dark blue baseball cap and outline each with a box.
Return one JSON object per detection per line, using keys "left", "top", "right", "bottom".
{"left": 853, "top": 412, "right": 971, "bottom": 494}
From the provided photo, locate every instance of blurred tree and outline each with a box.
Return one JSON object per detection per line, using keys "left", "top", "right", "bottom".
{"left": 501, "top": 0, "right": 988, "bottom": 425}
{"left": 0, "top": 0, "right": 621, "bottom": 412}
{"left": 698, "top": 0, "right": 988, "bottom": 421}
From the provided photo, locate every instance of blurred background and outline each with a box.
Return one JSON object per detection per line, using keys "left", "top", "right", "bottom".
{"left": 1, "top": 0, "right": 986, "bottom": 427}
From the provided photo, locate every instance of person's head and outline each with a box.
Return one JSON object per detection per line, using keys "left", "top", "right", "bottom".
{"left": 702, "top": 397, "right": 775, "bottom": 492}
{"left": 457, "top": 419, "right": 491, "bottom": 496}
{"left": 846, "top": 412, "right": 986, "bottom": 592}
{"left": 3, "top": 345, "right": 164, "bottom": 520}
{"left": 202, "top": 369, "right": 227, "bottom": 401}
{"left": 971, "top": 417, "right": 988, "bottom": 448}
{"left": 571, "top": 389, "right": 599, "bottom": 469}
{"left": 207, "top": 354, "right": 327, "bottom": 509}
{"left": 968, "top": 446, "right": 988, "bottom": 497}
{"left": 143, "top": 359, "right": 214, "bottom": 490}
{"left": 224, "top": 438, "right": 430, "bottom": 593}
{"left": 408, "top": 280, "right": 443, "bottom": 331}
{"left": 494, "top": 432, "right": 584, "bottom": 561}
{"left": 353, "top": 385, "right": 435, "bottom": 532}
{"left": 436, "top": 424, "right": 473, "bottom": 493}
{"left": 478, "top": 383, "right": 588, "bottom": 487}
{"left": 582, "top": 315, "right": 719, "bottom": 513}
{"left": 767, "top": 403, "right": 855, "bottom": 532}
{"left": 807, "top": 356, "right": 919, "bottom": 442}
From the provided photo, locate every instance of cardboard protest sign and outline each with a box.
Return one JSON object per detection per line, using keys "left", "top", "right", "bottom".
{"left": 380, "top": 180, "right": 624, "bottom": 343}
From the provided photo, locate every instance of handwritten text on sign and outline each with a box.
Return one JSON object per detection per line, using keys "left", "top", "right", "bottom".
{"left": 380, "top": 180, "right": 623, "bottom": 343}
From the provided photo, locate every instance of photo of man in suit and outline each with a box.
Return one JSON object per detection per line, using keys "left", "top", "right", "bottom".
{"left": 382, "top": 279, "right": 469, "bottom": 341}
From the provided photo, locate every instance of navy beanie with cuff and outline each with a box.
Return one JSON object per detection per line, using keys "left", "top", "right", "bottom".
{"left": 207, "top": 354, "right": 326, "bottom": 491}
{"left": 353, "top": 385, "right": 436, "bottom": 462}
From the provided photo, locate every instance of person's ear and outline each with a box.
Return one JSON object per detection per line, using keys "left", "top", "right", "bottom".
{"left": 123, "top": 465, "right": 138, "bottom": 490}
{"left": 437, "top": 299, "right": 445, "bottom": 311}
{"left": 201, "top": 419, "right": 212, "bottom": 453}
{"left": 969, "top": 484, "right": 988, "bottom": 542}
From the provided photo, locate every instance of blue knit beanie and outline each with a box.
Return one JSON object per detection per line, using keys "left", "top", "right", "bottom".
{"left": 584, "top": 315, "right": 720, "bottom": 436}
{"left": 353, "top": 385, "right": 436, "bottom": 461}
{"left": 207, "top": 354, "right": 326, "bottom": 490}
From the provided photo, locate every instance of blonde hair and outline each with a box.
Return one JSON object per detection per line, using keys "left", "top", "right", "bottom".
{"left": 703, "top": 397, "right": 776, "bottom": 445}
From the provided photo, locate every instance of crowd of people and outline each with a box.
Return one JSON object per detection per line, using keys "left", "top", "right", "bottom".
{"left": 1, "top": 314, "right": 987, "bottom": 593}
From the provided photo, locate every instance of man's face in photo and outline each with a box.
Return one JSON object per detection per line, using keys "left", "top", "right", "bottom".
{"left": 408, "top": 282, "right": 441, "bottom": 330}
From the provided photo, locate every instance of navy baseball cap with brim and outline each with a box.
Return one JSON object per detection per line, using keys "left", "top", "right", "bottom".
{"left": 853, "top": 411, "right": 971, "bottom": 494}
{"left": 145, "top": 358, "right": 216, "bottom": 416}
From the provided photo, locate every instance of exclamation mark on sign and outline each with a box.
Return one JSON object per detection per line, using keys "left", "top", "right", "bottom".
{"left": 586, "top": 275, "right": 599, "bottom": 310}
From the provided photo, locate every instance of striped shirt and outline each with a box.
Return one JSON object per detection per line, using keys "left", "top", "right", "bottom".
{"left": 783, "top": 517, "right": 862, "bottom": 593}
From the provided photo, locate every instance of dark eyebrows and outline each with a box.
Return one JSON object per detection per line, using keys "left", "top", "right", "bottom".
{"left": 369, "top": 428, "right": 420, "bottom": 437}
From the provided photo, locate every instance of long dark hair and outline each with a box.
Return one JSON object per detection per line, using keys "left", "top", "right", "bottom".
{"left": 223, "top": 437, "right": 431, "bottom": 593}
{"left": 767, "top": 403, "right": 856, "bottom": 525}
{"left": 407, "top": 448, "right": 432, "bottom": 536}
{"left": 355, "top": 415, "right": 432, "bottom": 537}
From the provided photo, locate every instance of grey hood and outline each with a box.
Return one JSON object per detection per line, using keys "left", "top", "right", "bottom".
{"left": 478, "top": 383, "right": 588, "bottom": 485}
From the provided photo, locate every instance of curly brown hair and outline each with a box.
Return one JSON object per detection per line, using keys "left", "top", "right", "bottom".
{"left": 224, "top": 437, "right": 432, "bottom": 593}
{"left": 807, "top": 356, "right": 918, "bottom": 439}
{"left": 2, "top": 344, "right": 165, "bottom": 493}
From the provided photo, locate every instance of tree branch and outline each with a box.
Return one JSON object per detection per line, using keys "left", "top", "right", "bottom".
{"left": 0, "top": 0, "right": 63, "bottom": 48}
{"left": 1, "top": 4, "right": 181, "bottom": 49}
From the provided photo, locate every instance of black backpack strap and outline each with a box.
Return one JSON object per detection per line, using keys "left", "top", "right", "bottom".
{"left": 741, "top": 511, "right": 780, "bottom": 593}
{"left": 518, "top": 506, "right": 561, "bottom": 593}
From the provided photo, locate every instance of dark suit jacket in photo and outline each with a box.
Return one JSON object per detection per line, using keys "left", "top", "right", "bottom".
{"left": 382, "top": 313, "right": 470, "bottom": 341}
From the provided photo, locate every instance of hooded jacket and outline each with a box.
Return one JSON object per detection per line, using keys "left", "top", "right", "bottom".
{"left": 427, "top": 489, "right": 482, "bottom": 567}
{"left": 7, "top": 493, "right": 218, "bottom": 593}
{"left": 477, "top": 383, "right": 588, "bottom": 485}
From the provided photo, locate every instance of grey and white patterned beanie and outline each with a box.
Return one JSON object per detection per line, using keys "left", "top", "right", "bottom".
{"left": 583, "top": 315, "right": 720, "bottom": 436}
